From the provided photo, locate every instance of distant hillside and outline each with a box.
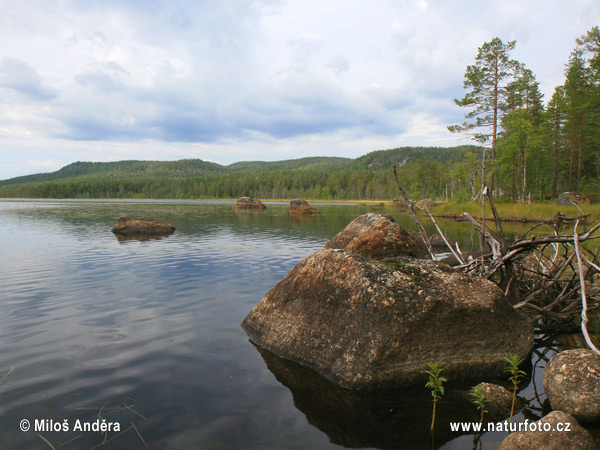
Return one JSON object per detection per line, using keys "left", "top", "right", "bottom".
{"left": 0, "top": 159, "right": 225, "bottom": 186}
{"left": 351, "top": 146, "right": 476, "bottom": 170}
{"left": 0, "top": 145, "right": 481, "bottom": 200}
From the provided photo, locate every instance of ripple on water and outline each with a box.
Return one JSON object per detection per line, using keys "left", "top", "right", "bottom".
{"left": 0, "top": 201, "right": 346, "bottom": 449}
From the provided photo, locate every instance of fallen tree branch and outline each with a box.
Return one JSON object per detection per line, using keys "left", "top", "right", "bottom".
{"left": 417, "top": 205, "right": 465, "bottom": 265}
{"left": 573, "top": 220, "right": 600, "bottom": 356}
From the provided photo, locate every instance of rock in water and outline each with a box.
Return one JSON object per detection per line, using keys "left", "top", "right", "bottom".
{"left": 557, "top": 192, "right": 592, "bottom": 206}
{"left": 472, "top": 382, "right": 523, "bottom": 419}
{"left": 242, "top": 248, "right": 533, "bottom": 389}
{"left": 111, "top": 216, "right": 175, "bottom": 236}
{"left": 544, "top": 349, "right": 600, "bottom": 422}
{"left": 498, "top": 411, "right": 598, "bottom": 450}
{"left": 325, "top": 213, "right": 428, "bottom": 259}
{"left": 289, "top": 199, "right": 318, "bottom": 215}
{"left": 234, "top": 197, "right": 267, "bottom": 210}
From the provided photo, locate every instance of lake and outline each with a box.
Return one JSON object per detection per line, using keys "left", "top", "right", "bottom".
{"left": 0, "top": 199, "right": 573, "bottom": 449}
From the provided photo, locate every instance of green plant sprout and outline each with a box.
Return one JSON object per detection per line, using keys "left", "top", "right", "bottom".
{"left": 423, "top": 362, "right": 447, "bottom": 432}
{"left": 470, "top": 385, "right": 488, "bottom": 425}
{"left": 504, "top": 353, "right": 527, "bottom": 423}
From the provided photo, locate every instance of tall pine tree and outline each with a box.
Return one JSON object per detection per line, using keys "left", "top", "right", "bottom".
{"left": 449, "top": 37, "right": 520, "bottom": 193}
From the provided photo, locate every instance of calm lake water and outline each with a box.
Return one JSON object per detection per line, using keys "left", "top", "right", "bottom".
{"left": 0, "top": 199, "right": 584, "bottom": 449}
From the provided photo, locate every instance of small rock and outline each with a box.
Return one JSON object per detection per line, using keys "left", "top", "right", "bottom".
{"left": 324, "top": 213, "right": 428, "bottom": 259}
{"left": 111, "top": 216, "right": 175, "bottom": 236}
{"left": 544, "top": 349, "right": 600, "bottom": 422}
{"left": 234, "top": 197, "right": 267, "bottom": 210}
{"left": 472, "top": 382, "right": 522, "bottom": 419}
{"left": 557, "top": 192, "right": 592, "bottom": 206}
{"left": 429, "top": 234, "right": 457, "bottom": 251}
{"left": 498, "top": 411, "right": 598, "bottom": 450}
{"left": 289, "top": 199, "right": 318, "bottom": 215}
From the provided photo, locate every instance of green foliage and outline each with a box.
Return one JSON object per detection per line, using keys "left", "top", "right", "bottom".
{"left": 449, "top": 37, "right": 519, "bottom": 146}
{"left": 449, "top": 28, "right": 600, "bottom": 202}
{"left": 470, "top": 386, "right": 488, "bottom": 425}
{"left": 423, "top": 362, "right": 448, "bottom": 432}
{"left": 503, "top": 353, "right": 527, "bottom": 423}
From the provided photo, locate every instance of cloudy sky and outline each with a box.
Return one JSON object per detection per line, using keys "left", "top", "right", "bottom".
{"left": 1, "top": 0, "right": 599, "bottom": 180}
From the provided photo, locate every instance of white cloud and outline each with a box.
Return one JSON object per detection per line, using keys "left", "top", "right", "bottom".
{"left": 0, "top": 0, "right": 599, "bottom": 179}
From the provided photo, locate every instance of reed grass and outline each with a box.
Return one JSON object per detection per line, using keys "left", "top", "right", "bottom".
{"left": 429, "top": 201, "right": 600, "bottom": 223}
{"left": 38, "top": 398, "right": 147, "bottom": 450}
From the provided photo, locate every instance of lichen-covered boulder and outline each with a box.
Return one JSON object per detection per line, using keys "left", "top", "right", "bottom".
{"left": 557, "top": 192, "right": 592, "bottom": 206}
{"left": 544, "top": 349, "right": 600, "bottom": 422}
{"left": 324, "top": 213, "right": 428, "bottom": 259}
{"left": 498, "top": 411, "right": 598, "bottom": 450}
{"left": 234, "top": 197, "right": 266, "bottom": 210}
{"left": 242, "top": 248, "right": 533, "bottom": 389}
{"left": 111, "top": 216, "right": 175, "bottom": 236}
{"left": 289, "top": 199, "right": 318, "bottom": 215}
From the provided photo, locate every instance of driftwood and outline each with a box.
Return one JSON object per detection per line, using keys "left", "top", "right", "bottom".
{"left": 393, "top": 170, "right": 600, "bottom": 348}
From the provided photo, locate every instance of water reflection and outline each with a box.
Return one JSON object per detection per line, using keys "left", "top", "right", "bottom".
{"left": 255, "top": 345, "right": 480, "bottom": 450}
{"left": 113, "top": 233, "right": 173, "bottom": 242}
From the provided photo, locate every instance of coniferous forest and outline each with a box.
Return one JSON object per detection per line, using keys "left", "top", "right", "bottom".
{"left": 2, "top": 27, "right": 600, "bottom": 202}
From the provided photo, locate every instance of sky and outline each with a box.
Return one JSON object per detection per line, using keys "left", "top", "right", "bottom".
{"left": 1, "top": 0, "right": 599, "bottom": 180}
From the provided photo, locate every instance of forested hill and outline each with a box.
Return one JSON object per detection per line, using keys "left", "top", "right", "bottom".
{"left": 0, "top": 145, "right": 479, "bottom": 200}
{"left": 0, "top": 159, "right": 226, "bottom": 186}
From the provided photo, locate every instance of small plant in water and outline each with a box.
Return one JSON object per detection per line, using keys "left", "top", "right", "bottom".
{"left": 504, "top": 353, "right": 527, "bottom": 423}
{"left": 470, "top": 385, "right": 488, "bottom": 425}
{"left": 423, "top": 362, "right": 447, "bottom": 432}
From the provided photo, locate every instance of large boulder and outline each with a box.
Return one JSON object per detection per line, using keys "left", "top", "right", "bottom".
{"left": 289, "top": 199, "right": 318, "bottom": 215}
{"left": 544, "top": 349, "right": 600, "bottom": 422}
{"left": 557, "top": 192, "right": 592, "bottom": 206}
{"left": 324, "top": 213, "right": 429, "bottom": 259}
{"left": 234, "top": 197, "right": 266, "bottom": 210}
{"left": 242, "top": 248, "right": 533, "bottom": 389}
{"left": 498, "top": 411, "right": 598, "bottom": 450}
{"left": 111, "top": 216, "right": 175, "bottom": 236}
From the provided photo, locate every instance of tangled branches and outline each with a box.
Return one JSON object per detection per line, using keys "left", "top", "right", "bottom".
{"left": 393, "top": 166, "right": 600, "bottom": 353}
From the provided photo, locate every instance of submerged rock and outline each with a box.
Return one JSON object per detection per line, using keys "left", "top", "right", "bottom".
{"left": 289, "top": 199, "right": 318, "bottom": 215}
{"left": 544, "top": 349, "right": 600, "bottom": 422}
{"left": 498, "top": 411, "right": 598, "bottom": 450}
{"left": 429, "top": 234, "right": 457, "bottom": 251}
{"left": 234, "top": 197, "right": 267, "bottom": 210}
{"left": 111, "top": 216, "right": 175, "bottom": 236}
{"left": 324, "top": 213, "right": 428, "bottom": 259}
{"left": 242, "top": 248, "right": 533, "bottom": 389}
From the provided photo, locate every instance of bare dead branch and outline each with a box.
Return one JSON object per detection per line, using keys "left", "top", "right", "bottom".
{"left": 573, "top": 220, "right": 600, "bottom": 355}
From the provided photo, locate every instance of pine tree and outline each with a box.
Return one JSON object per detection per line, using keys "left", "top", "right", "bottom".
{"left": 564, "top": 49, "right": 591, "bottom": 190}
{"left": 449, "top": 37, "right": 520, "bottom": 193}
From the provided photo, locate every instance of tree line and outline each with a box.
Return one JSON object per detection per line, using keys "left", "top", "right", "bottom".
{"left": 449, "top": 26, "right": 600, "bottom": 203}
{"left": 0, "top": 147, "right": 479, "bottom": 201}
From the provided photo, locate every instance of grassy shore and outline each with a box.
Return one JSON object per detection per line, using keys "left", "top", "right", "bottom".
{"left": 412, "top": 201, "right": 600, "bottom": 223}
